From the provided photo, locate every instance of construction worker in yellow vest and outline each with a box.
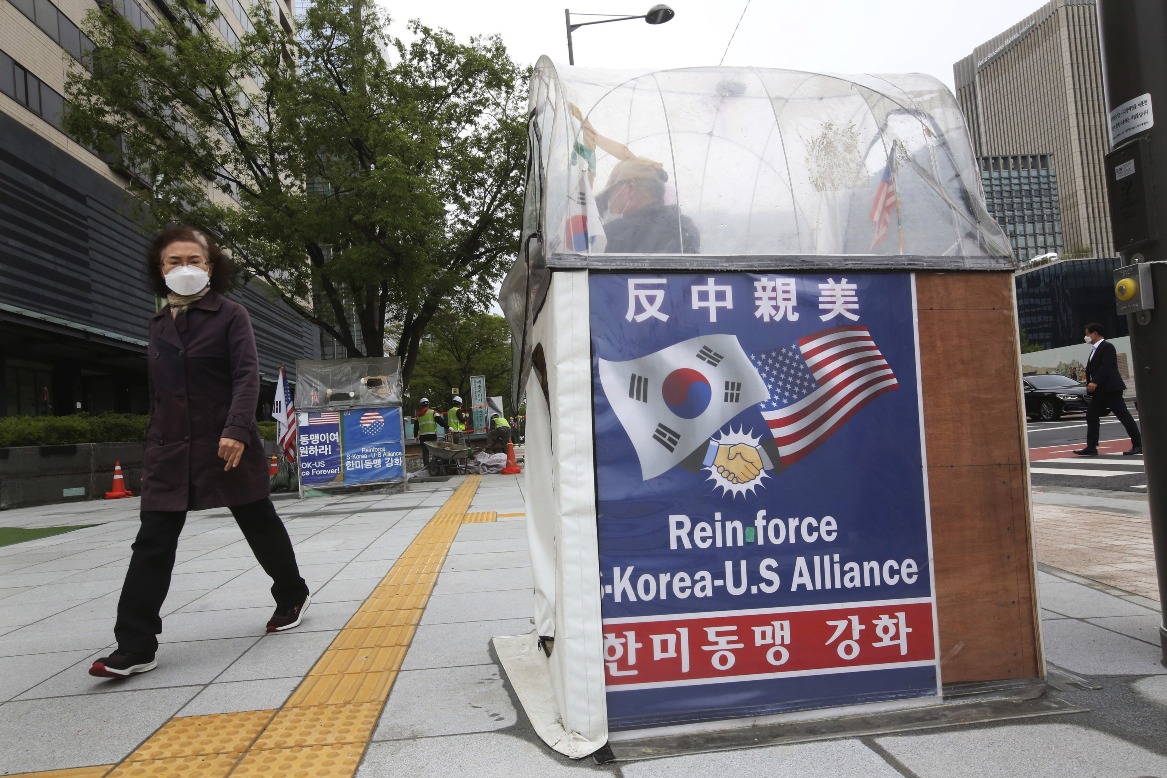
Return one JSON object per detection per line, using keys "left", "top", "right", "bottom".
{"left": 446, "top": 396, "right": 468, "bottom": 446}
{"left": 488, "top": 412, "right": 511, "bottom": 453}
{"left": 416, "top": 398, "right": 446, "bottom": 471}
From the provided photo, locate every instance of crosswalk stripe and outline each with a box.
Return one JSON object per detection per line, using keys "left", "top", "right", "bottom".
{"left": 1029, "top": 467, "right": 1139, "bottom": 478}
{"left": 1030, "top": 458, "right": 1143, "bottom": 467}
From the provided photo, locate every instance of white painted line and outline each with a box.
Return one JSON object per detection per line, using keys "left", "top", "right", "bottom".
{"left": 1030, "top": 458, "right": 1143, "bottom": 467}
{"left": 1131, "top": 485, "right": 1147, "bottom": 490}
{"left": 1029, "top": 467, "right": 1135, "bottom": 478}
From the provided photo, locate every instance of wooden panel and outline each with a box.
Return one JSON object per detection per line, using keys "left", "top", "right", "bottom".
{"left": 916, "top": 273, "right": 1041, "bottom": 684}
{"left": 928, "top": 463, "right": 1038, "bottom": 681}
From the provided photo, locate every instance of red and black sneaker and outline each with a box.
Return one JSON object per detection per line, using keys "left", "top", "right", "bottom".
{"left": 266, "top": 593, "right": 311, "bottom": 632}
{"left": 89, "top": 650, "right": 157, "bottom": 678}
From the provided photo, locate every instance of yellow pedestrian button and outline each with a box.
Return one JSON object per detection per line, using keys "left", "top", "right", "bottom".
{"left": 1115, "top": 277, "right": 1138, "bottom": 301}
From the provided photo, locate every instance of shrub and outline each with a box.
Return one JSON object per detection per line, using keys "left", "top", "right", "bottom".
{"left": 0, "top": 414, "right": 147, "bottom": 446}
{"left": 257, "top": 421, "right": 277, "bottom": 441}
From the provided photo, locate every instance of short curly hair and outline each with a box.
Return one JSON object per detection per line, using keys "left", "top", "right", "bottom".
{"left": 145, "top": 225, "right": 235, "bottom": 296}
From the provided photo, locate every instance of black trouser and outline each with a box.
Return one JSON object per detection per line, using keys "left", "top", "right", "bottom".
{"left": 114, "top": 497, "right": 308, "bottom": 654}
{"left": 419, "top": 434, "right": 437, "bottom": 468}
{"left": 1085, "top": 390, "right": 1142, "bottom": 449}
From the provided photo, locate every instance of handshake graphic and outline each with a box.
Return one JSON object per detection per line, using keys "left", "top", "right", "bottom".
{"left": 711, "top": 442, "right": 765, "bottom": 484}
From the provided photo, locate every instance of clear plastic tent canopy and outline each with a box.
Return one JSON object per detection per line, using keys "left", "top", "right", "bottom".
{"left": 500, "top": 59, "right": 1013, "bottom": 403}
{"left": 524, "top": 58, "right": 1011, "bottom": 263}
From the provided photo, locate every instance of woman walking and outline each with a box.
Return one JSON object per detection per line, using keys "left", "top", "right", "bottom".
{"left": 90, "top": 226, "right": 310, "bottom": 678}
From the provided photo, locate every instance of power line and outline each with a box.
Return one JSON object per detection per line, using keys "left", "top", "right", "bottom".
{"left": 719, "top": 0, "right": 752, "bottom": 66}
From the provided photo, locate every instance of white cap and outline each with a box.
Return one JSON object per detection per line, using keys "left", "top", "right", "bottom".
{"left": 453, "top": 395, "right": 462, "bottom": 403}
{"left": 419, "top": 397, "right": 430, "bottom": 405}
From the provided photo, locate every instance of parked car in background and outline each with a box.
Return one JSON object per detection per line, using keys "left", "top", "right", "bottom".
{"left": 1022, "top": 374, "right": 1090, "bottom": 421}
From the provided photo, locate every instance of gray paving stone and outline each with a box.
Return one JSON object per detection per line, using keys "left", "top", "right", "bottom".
{"left": 0, "top": 687, "right": 198, "bottom": 774}
{"left": 442, "top": 549, "right": 531, "bottom": 573}
{"left": 310, "top": 575, "right": 381, "bottom": 604}
{"left": 876, "top": 722, "right": 1167, "bottom": 778}
{"left": 218, "top": 629, "right": 335, "bottom": 682}
{"left": 448, "top": 537, "right": 530, "bottom": 555}
{"left": 431, "top": 566, "right": 533, "bottom": 595}
{"left": 402, "top": 618, "right": 534, "bottom": 671}
{"left": 620, "top": 738, "right": 903, "bottom": 777}
{"left": 1041, "top": 618, "right": 1167, "bottom": 677}
{"left": 1085, "top": 613, "right": 1165, "bottom": 645}
{"left": 332, "top": 560, "right": 397, "bottom": 581}
{"left": 178, "top": 677, "right": 299, "bottom": 716}
{"left": 0, "top": 649, "right": 95, "bottom": 702}
{"left": 420, "top": 589, "right": 533, "bottom": 625}
{"left": 1132, "top": 674, "right": 1167, "bottom": 708}
{"left": 0, "top": 615, "right": 114, "bottom": 657}
{"left": 358, "top": 732, "right": 601, "bottom": 776}
{"left": 157, "top": 605, "right": 276, "bottom": 642}
{"left": 17, "top": 636, "right": 260, "bottom": 700}
{"left": 1038, "top": 579, "right": 1152, "bottom": 619}
{"left": 372, "top": 663, "right": 516, "bottom": 740}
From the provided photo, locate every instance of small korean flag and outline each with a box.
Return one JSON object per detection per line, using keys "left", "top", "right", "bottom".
{"left": 598, "top": 334, "right": 769, "bottom": 480}
{"left": 359, "top": 411, "right": 384, "bottom": 435}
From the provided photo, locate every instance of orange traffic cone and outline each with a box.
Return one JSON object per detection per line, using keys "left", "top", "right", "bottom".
{"left": 501, "top": 442, "right": 522, "bottom": 474}
{"left": 104, "top": 461, "right": 133, "bottom": 499}
{"left": 269, "top": 454, "right": 279, "bottom": 477}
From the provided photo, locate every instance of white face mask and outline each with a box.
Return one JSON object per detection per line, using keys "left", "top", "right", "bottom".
{"left": 1084, "top": 335, "right": 1093, "bottom": 344}
{"left": 165, "top": 266, "right": 210, "bottom": 296}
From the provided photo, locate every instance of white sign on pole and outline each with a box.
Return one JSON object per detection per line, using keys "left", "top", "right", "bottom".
{"left": 470, "top": 375, "right": 487, "bottom": 433}
{"left": 1109, "top": 92, "right": 1153, "bottom": 148}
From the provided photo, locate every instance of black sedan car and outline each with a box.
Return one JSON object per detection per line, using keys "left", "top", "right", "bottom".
{"left": 1023, "top": 374, "right": 1090, "bottom": 421}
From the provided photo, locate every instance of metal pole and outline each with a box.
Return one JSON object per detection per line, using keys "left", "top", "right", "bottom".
{"left": 565, "top": 8, "right": 575, "bottom": 66}
{"left": 1097, "top": 0, "right": 1167, "bottom": 666}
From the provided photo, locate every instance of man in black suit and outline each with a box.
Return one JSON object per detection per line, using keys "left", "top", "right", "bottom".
{"left": 1075, "top": 322, "right": 1142, "bottom": 456}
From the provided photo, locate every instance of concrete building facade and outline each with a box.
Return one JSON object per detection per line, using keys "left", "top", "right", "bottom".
{"left": 0, "top": 0, "right": 319, "bottom": 417}
{"left": 955, "top": 0, "right": 1113, "bottom": 258}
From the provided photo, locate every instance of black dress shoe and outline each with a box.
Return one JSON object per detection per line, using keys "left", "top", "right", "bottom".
{"left": 1123, "top": 446, "right": 1142, "bottom": 456}
{"left": 1073, "top": 448, "right": 1098, "bottom": 456}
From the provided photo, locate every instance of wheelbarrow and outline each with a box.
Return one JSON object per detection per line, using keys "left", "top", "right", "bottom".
{"left": 424, "top": 440, "right": 470, "bottom": 476}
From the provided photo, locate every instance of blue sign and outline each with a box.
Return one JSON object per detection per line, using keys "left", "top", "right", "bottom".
{"left": 590, "top": 272, "right": 938, "bottom": 729}
{"left": 298, "top": 412, "right": 342, "bottom": 487}
{"left": 341, "top": 407, "right": 405, "bottom": 484}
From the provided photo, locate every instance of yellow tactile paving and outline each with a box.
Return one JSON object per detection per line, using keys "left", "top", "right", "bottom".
{"left": 250, "top": 702, "right": 383, "bottom": 750}
{"left": 119, "top": 710, "right": 276, "bottom": 761}
{"left": 14, "top": 476, "right": 486, "bottom": 778}
{"left": 284, "top": 670, "right": 399, "bottom": 708}
{"left": 5, "top": 769, "right": 112, "bottom": 778}
{"left": 497, "top": 512, "right": 525, "bottom": 519}
{"left": 229, "top": 743, "right": 365, "bottom": 777}
{"left": 106, "top": 753, "right": 240, "bottom": 777}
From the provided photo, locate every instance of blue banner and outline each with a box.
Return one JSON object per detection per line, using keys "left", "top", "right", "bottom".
{"left": 590, "top": 272, "right": 938, "bottom": 729}
{"left": 341, "top": 407, "right": 405, "bottom": 484}
{"left": 298, "top": 412, "right": 342, "bottom": 487}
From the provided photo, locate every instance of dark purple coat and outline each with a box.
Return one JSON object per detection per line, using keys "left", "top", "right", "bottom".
{"left": 140, "top": 291, "right": 270, "bottom": 512}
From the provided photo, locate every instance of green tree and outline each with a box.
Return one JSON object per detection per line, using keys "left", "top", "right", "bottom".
{"left": 406, "top": 310, "right": 512, "bottom": 415}
{"left": 1019, "top": 330, "right": 1043, "bottom": 353}
{"left": 65, "top": 0, "right": 527, "bottom": 385}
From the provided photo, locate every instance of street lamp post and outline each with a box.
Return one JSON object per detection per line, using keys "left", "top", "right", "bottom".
{"left": 565, "top": 5, "right": 675, "bottom": 66}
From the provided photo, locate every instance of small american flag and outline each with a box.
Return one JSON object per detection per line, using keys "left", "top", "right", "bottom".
{"left": 869, "top": 148, "right": 898, "bottom": 249}
{"left": 751, "top": 326, "right": 898, "bottom": 465}
{"left": 308, "top": 412, "right": 340, "bottom": 425}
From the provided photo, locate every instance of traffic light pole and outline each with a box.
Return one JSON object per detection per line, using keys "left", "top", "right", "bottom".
{"left": 1097, "top": 0, "right": 1167, "bottom": 666}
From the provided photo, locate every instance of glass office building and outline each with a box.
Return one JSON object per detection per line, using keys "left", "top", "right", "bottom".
{"left": 981, "top": 154, "right": 1064, "bottom": 262}
{"left": 1015, "top": 257, "right": 1128, "bottom": 349}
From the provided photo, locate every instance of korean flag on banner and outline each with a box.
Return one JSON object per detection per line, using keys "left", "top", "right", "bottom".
{"left": 598, "top": 334, "right": 769, "bottom": 480}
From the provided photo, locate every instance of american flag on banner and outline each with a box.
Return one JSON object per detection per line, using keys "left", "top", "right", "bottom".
{"left": 750, "top": 326, "right": 898, "bottom": 465}
{"left": 869, "top": 148, "right": 898, "bottom": 249}
{"left": 308, "top": 412, "right": 340, "bottom": 425}
{"left": 271, "top": 366, "right": 297, "bottom": 465}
